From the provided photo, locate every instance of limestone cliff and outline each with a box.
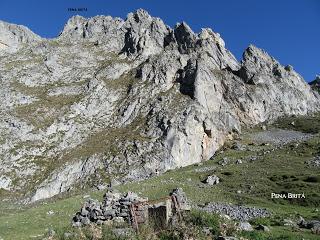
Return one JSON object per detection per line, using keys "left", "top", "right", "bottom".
{"left": 0, "top": 9, "right": 319, "bottom": 202}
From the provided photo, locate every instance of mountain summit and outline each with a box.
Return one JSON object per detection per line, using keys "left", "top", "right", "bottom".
{"left": 0, "top": 9, "right": 319, "bottom": 202}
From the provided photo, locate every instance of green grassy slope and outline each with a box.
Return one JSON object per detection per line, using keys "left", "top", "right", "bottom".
{"left": 0, "top": 114, "right": 320, "bottom": 239}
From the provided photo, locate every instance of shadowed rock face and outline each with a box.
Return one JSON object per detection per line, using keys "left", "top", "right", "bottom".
{"left": 0, "top": 9, "right": 319, "bottom": 202}
{"left": 310, "top": 76, "right": 320, "bottom": 93}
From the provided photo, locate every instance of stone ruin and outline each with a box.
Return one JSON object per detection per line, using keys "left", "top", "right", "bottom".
{"left": 72, "top": 188, "right": 190, "bottom": 230}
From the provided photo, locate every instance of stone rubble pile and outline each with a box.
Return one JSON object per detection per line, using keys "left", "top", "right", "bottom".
{"left": 72, "top": 191, "right": 148, "bottom": 227}
{"left": 198, "top": 203, "right": 270, "bottom": 221}
{"left": 306, "top": 156, "right": 320, "bottom": 167}
{"left": 249, "top": 129, "right": 313, "bottom": 146}
{"left": 218, "top": 158, "right": 230, "bottom": 166}
{"left": 298, "top": 217, "right": 320, "bottom": 235}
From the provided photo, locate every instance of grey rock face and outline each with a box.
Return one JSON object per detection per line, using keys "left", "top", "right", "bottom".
{"left": 31, "top": 155, "right": 102, "bottom": 202}
{"left": 0, "top": 9, "right": 319, "bottom": 201}
{"left": 0, "top": 21, "right": 41, "bottom": 54}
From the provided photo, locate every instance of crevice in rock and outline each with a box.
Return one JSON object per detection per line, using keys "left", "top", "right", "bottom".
{"left": 176, "top": 59, "right": 198, "bottom": 99}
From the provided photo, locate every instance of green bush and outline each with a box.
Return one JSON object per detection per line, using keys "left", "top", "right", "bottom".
{"left": 158, "top": 232, "right": 180, "bottom": 240}
{"left": 250, "top": 217, "right": 272, "bottom": 226}
{"left": 102, "top": 226, "right": 129, "bottom": 240}
{"left": 187, "top": 210, "right": 220, "bottom": 235}
{"left": 240, "top": 231, "right": 299, "bottom": 240}
{"left": 240, "top": 231, "right": 267, "bottom": 240}
{"left": 304, "top": 176, "right": 320, "bottom": 183}
{"left": 273, "top": 113, "right": 320, "bottom": 134}
{"left": 249, "top": 215, "right": 287, "bottom": 228}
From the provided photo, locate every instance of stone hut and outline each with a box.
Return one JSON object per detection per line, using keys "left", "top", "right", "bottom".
{"left": 72, "top": 188, "right": 189, "bottom": 230}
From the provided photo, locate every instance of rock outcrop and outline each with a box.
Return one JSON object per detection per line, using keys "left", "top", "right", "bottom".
{"left": 203, "top": 175, "right": 220, "bottom": 185}
{"left": 0, "top": 9, "right": 319, "bottom": 202}
{"left": 0, "top": 20, "right": 41, "bottom": 53}
{"left": 310, "top": 76, "right": 320, "bottom": 93}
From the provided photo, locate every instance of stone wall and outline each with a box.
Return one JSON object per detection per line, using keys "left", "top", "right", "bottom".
{"left": 72, "top": 188, "right": 189, "bottom": 229}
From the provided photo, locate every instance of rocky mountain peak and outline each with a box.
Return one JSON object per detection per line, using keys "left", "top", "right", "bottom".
{"left": 234, "top": 44, "right": 290, "bottom": 84}
{"left": 199, "top": 28, "right": 225, "bottom": 48}
{"left": 126, "top": 8, "right": 153, "bottom": 23}
{"left": 59, "top": 14, "right": 123, "bottom": 40}
{"left": 242, "top": 44, "right": 277, "bottom": 69}
{"left": 173, "top": 22, "right": 196, "bottom": 53}
{"left": 60, "top": 15, "right": 87, "bottom": 33}
{"left": 58, "top": 9, "right": 171, "bottom": 58}
{"left": 0, "top": 9, "right": 319, "bottom": 202}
